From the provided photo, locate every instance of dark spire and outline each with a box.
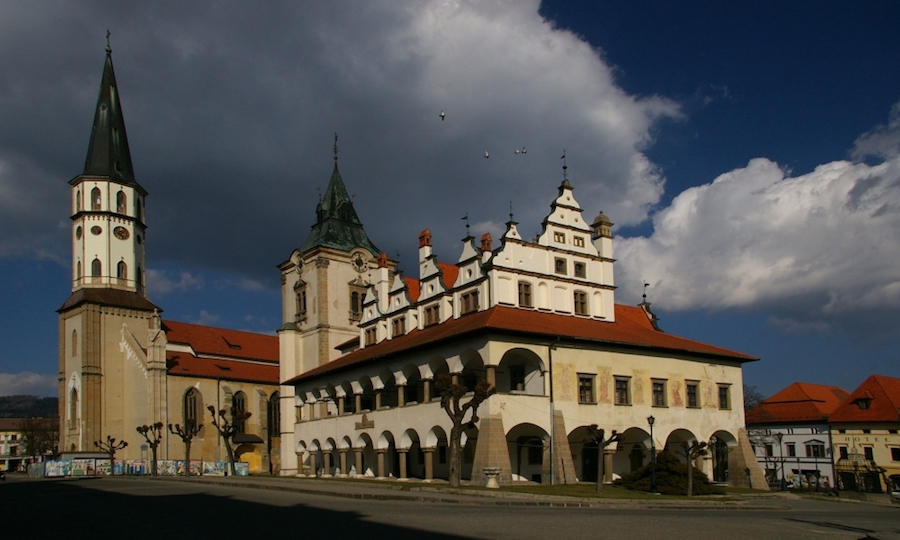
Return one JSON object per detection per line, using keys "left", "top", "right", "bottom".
{"left": 82, "top": 36, "right": 137, "bottom": 185}
{"left": 300, "top": 159, "right": 381, "bottom": 255}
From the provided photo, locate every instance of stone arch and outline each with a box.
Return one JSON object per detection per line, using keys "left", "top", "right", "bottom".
{"left": 340, "top": 381, "right": 356, "bottom": 414}
{"left": 664, "top": 428, "right": 700, "bottom": 462}
{"left": 458, "top": 349, "right": 485, "bottom": 390}
{"left": 496, "top": 348, "right": 545, "bottom": 394}
{"left": 378, "top": 368, "right": 398, "bottom": 409}
{"left": 355, "top": 432, "right": 375, "bottom": 477}
{"left": 567, "top": 424, "right": 599, "bottom": 482}
{"left": 429, "top": 356, "right": 450, "bottom": 380}
{"left": 401, "top": 428, "right": 424, "bottom": 480}
{"left": 402, "top": 364, "right": 424, "bottom": 404}
{"left": 614, "top": 427, "right": 651, "bottom": 475}
{"left": 357, "top": 376, "right": 375, "bottom": 412}
{"left": 506, "top": 423, "right": 550, "bottom": 483}
{"left": 709, "top": 430, "right": 738, "bottom": 484}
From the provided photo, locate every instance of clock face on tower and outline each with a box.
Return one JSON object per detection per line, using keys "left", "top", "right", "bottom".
{"left": 113, "top": 226, "right": 130, "bottom": 240}
{"left": 352, "top": 253, "right": 367, "bottom": 273}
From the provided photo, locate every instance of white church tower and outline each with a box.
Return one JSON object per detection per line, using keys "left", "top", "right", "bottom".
{"left": 58, "top": 41, "right": 164, "bottom": 455}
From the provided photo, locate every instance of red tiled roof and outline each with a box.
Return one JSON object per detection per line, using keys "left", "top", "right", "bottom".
{"left": 163, "top": 320, "right": 279, "bottom": 385}
{"left": 746, "top": 382, "right": 849, "bottom": 424}
{"left": 166, "top": 353, "right": 279, "bottom": 384}
{"left": 286, "top": 304, "right": 757, "bottom": 385}
{"left": 829, "top": 375, "right": 900, "bottom": 423}
{"left": 437, "top": 262, "right": 459, "bottom": 290}
{"left": 162, "top": 320, "right": 278, "bottom": 362}
{"left": 403, "top": 276, "right": 420, "bottom": 302}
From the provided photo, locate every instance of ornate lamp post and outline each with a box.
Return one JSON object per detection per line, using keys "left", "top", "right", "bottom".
{"left": 648, "top": 415, "right": 658, "bottom": 494}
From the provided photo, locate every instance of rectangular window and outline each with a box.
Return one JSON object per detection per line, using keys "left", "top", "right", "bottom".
{"left": 554, "top": 232, "right": 565, "bottom": 243}
{"left": 805, "top": 444, "right": 825, "bottom": 458}
{"left": 615, "top": 377, "right": 630, "bottom": 405}
{"left": 554, "top": 258, "right": 566, "bottom": 275}
{"left": 296, "top": 288, "right": 307, "bottom": 321}
{"left": 652, "top": 380, "right": 667, "bottom": 407}
{"left": 718, "top": 384, "right": 731, "bottom": 410}
{"left": 864, "top": 446, "right": 874, "bottom": 460}
{"left": 786, "top": 443, "right": 796, "bottom": 457}
{"left": 839, "top": 446, "right": 849, "bottom": 459}
{"left": 574, "top": 291, "right": 588, "bottom": 315}
{"left": 573, "top": 236, "right": 585, "bottom": 248}
{"left": 574, "top": 262, "right": 586, "bottom": 278}
{"left": 686, "top": 382, "right": 699, "bottom": 408}
{"left": 424, "top": 305, "right": 440, "bottom": 326}
{"left": 764, "top": 444, "right": 773, "bottom": 457}
{"left": 391, "top": 317, "right": 406, "bottom": 337}
{"left": 578, "top": 374, "right": 595, "bottom": 404}
{"left": 461, "top": 291, "right": 479, "bottom": 315}
{"left": 365, "top": 327, "right": 377, "bottom": 346}
{"left": 891, "top": 447, "right": 900, "bottom": 461}
{"left": 518, "top": 282, "right": 532, "bottom": 307}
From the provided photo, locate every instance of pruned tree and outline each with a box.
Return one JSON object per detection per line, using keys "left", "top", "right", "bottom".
{"left": 169, "top": 420, "right": 203, "bottom": 477}
{"left": 585, "top": 425, "right": 622, "bottom": 493}
{"left": 680, "top": 440, "right": 708, "bottom": 497}
{"left": 434, "top": 373, "right": 496, "bottom": 487}
{"left": 20, "top": 416, "right": 59, "bottom": 461}
{"left": 135, "top": 422, "right": 164, "bottom": 476}
{"left": 207, "top": 405, "right": 250, "bottom": 476}
{"left": 94, "top": 435, "right": 127, "bottom": 475}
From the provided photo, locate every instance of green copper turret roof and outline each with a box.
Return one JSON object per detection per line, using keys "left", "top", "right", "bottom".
{"left": 299, "top": 160, "right": 381, "bottom": 255}
{"left": 80, "top": 44, "right": 139, "bottom": 187}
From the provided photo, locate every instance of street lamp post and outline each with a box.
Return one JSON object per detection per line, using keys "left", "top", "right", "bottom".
{"left": 648, "top": 415, "right": 658, "bottom": 494}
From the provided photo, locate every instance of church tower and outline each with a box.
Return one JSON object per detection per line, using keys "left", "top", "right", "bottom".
{"left": 277, "top": 147, "right": 390, "bottom": 475}
{"left": 58, "top": 41, "right": 163, "bottom": 455}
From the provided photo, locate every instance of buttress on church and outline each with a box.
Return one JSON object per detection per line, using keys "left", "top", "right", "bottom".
{"left": 59, "top": 45, "right": 766, "bottom": 486}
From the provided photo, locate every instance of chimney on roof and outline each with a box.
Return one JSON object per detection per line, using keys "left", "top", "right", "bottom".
{"left": 376, "top": 253, "right": 390, "bottom": 312}
{"left": 418, "top": 229, "right": 432, "bottom": 263}
{"left": 480, "top": 233, "right": 492, "bottom": 253}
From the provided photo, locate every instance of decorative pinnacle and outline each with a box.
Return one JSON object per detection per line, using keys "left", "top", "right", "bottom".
{"left": 105, "top": 30, "right": 111, "bottom": 53}
{"left": 461, "top": 213, "right": 470, "bottom": 235}
{"left": 509, "top": 200, "right": 514, "bottom": 222}
{"left": 643, "top": 282, "right": 650, "bottom": 301}
{"left": 561, "top": 150, "right": 568, "bottom": 180}
{"left": 333, "top": 132, "right": 339, "bottom": 161}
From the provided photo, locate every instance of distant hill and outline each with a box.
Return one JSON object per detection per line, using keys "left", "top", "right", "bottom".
{"left": 0, "top": 395, "right": 58, "bottom": 418}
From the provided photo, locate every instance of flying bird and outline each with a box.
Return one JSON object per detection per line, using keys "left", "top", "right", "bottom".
{"left": 515, "top": 147, "right": 528, "bottom": 154}
{"left": 439, "top": 110, "right": 445, "bottom": 121}
{"left": 484, "top": 151, "right": 489, "bottom": 159}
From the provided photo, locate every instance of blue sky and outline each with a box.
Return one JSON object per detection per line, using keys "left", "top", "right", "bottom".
{"left": 1, "top": 1, "right": 898, "bottom": 397}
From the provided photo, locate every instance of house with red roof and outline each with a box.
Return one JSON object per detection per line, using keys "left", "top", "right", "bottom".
{"left": 58, "top": 47, "right": 280, "bottom": 473}
{"left": 746, "top": 382, "right": 849, "bottom": 488}
{"left": 829, "top": 375, "right": 900, "bottom": 493}
{"left": 277, "top": 165, "right": 765, "bottom": 488}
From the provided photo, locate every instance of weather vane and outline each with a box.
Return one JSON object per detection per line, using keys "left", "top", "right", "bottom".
{"left": 106, "top": 30, "right": 111, "bottom": 53}
{"left": 461, "top": 213, "right": 470, "bottom": 235}
{"left": 561, "top": 150, "right": 568, "bottom": 181}
{"left": 333, "top": 132, "right": 339, "bottom": 161}
{"left": 509, "top": 200, "right": 514, "bottom": 222}
{"left": 643, "top": 282, "right": 650, "bottom": 301}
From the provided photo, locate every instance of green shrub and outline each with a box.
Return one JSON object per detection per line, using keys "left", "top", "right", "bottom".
{"left": 614, "top": 450, "right": 724, "bottom": 495}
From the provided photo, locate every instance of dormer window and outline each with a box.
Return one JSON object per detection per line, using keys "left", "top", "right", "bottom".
{"left": 391, "top": 317, "right": 406, "bottom": 337}
{"left": 573, "top": 236, "right": 585, "bottom": 248}
{"left": 857, "top": 398, "right": 871, "bottom": 410}
{"left": 365, "top": 327, "right": 377, "bottom": 346}
{"left": 461, "top": 291, "right": 479, "bottom": 315}
{"left": 424, "top": 304, "right": 440, "bottom": 326}
{"left": 553, "top": 232, "right": 565, "bottom": 244}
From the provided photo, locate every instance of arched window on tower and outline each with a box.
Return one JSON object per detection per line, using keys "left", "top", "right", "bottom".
{"left": 184, "top": 388, "right": 202, "bottom": 428}
{"left": 116, "top": 191, "right": 126, "bottom": 214}
{"left": 69, "top": 388, "right": 79, "bottom": 429}
{"left": 232, "top": 391, "right": 247, "bottom": 434}
{"left": 71, "top": 330, "right": 78, "bottom": 357}
{"left": 117, "top": 261, "right": 127, "bottom": 283}
{"left": 91, "top": 258, "right": 102, "bottom": 278}
{"left": 77, "top": 261, "right": 82, "bottom": 281}
{"left": 91, "top": 188, "right": 101, "bottom": 210}
{"left": 76, "top": 190, "right": 82, "bottom": 212}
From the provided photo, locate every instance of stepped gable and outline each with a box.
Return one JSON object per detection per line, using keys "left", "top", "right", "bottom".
{"left": 286, "top": 304, "right": 757, "bottom": 384}
{"left": 746, "top": 382, "right": 849, "bottom": 424}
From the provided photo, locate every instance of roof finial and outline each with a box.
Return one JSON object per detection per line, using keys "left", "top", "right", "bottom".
{"left": 561, "top": 150, "right": 568, "bottom": 181}
{"left": 509, "top": 200, "right": 514, "bottom": 222}
{"left": 643, "top": 282, "right": 650, "bottom": 301}
{"left": 333, "top": 132, "right": 339, "bottom": 161}
{"left": 461, "top": 213, "right": 470, "bottom": 236}
{"left": 105, "top": 30, "right": 111, "bottom": 54}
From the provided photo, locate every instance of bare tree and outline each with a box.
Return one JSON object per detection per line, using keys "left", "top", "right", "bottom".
{"left": 743, "top": 384, "right": 765, "bottom": 413}
{"left": 585, "top": 425, "right": 622, "bottom": 493}
{"left": 434, "top": 373, "right": 496, "bottom": 487}
{"left": 168, "top": 420, "right": 203, "bottom": 477}
{"left": 20, "top": 416, "right": 59, "bottom": 462}
{"left": 680, "top": 440, "right": 708, "bottom": 497}
{"left": 94, "top": 435, "right": 127, "bottom": 475}
{"left": 207, "top": 405, "right": 250, "bottom": 476}
{"left": 135, "top": 422, "right": 164, "bottom": 476}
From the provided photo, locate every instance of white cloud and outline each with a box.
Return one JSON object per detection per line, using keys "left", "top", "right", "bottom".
{"left": 146, "top": 269, "right": 204, "bottom": 295}
{"left": 0, "top": 372, "right": 57, "bottom": 397}
{"left": 852, "top": 100, "right": 900, "bottom": 161}
{"left": 617, "top": 104, "right": 900, "bottom": 336}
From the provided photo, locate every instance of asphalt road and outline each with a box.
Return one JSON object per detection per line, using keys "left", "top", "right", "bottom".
{"left": 2, "top": 475, "right": 898, "bottom": 539}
